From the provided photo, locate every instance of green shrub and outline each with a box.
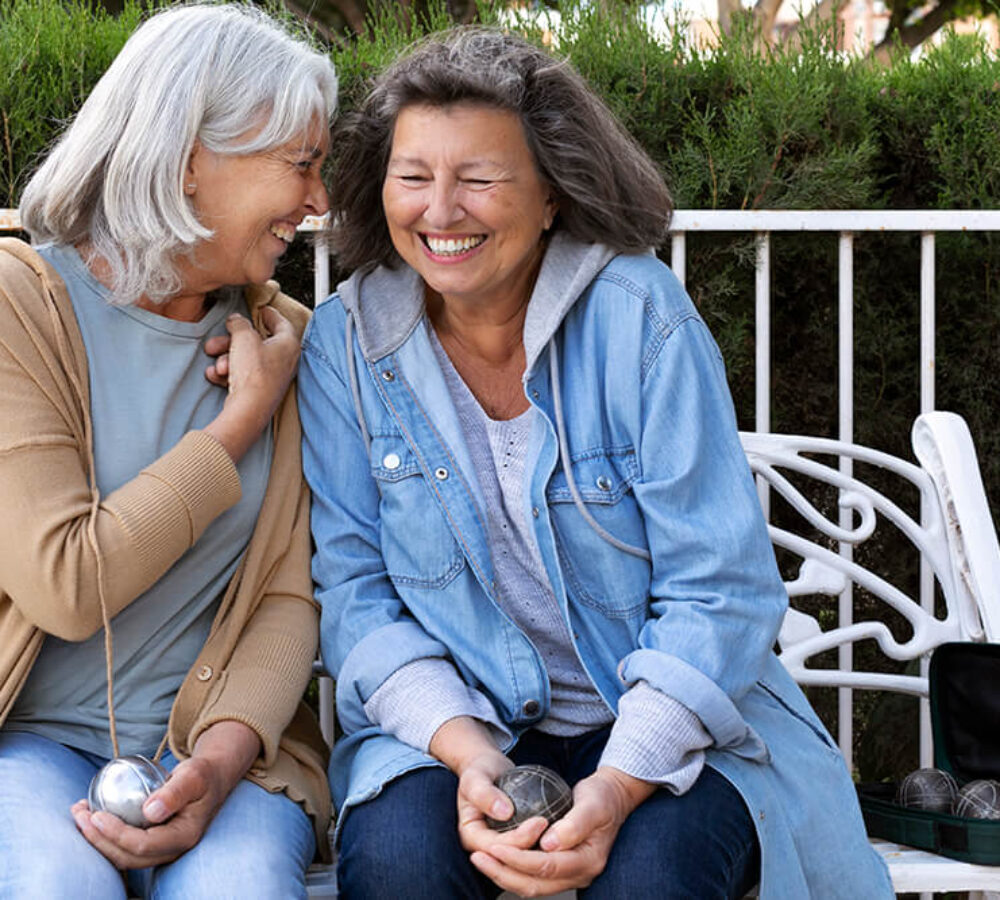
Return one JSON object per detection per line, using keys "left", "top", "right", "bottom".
{"left": 0, "top": 0, "right": 141, "bottom": 207}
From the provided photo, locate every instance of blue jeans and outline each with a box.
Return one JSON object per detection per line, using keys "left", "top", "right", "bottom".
{"left": 0, "top": 730, "right": 316, "bottom": 899}
{"left": 338, "top": 725, "right": 760, "bottom": 899}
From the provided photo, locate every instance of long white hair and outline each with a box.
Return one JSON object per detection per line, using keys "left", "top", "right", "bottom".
{"left": 20, "top": 3, "right": 338, "bottom": 305}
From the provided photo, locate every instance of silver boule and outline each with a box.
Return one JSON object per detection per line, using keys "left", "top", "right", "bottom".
{"left": 88, "top": 755, "right": 168, "bottom": 828}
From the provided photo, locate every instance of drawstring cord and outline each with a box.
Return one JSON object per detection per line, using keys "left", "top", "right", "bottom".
{"left": 27, "top": 245, "right": 167, "bottom": 763}
{"left": 45, "top": 281, "right": 129, "bottom": 759}
{"left": 548, "top": 335, "right": 651, "bottom": 561}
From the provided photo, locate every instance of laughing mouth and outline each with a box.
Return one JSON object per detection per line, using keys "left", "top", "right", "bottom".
{"left": 422, "top": 234, "right": 486, "bottom": 256}
{"left": 270, "top": 222, "right": 297, "bottom": 244}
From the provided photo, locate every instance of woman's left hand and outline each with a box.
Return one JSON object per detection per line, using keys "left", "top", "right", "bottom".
{"left": 469, "top": 766, "right": 657, "bottom": 896}
{"left": 70, "top": 720, "right": 261, "bottom": 869}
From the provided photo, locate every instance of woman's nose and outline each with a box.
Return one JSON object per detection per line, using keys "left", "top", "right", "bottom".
{"left": 424, "top": 181, "right": 462, "bottom": 229}
{"left": 306, "top": 173, "right": 330, "bottom": 217}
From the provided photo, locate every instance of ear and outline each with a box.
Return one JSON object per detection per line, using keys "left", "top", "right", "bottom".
{"left": 543, "top": 193, "right": 559, "bottom": 231}
{"left": 185, "top": 140, "right": 204, "bottom": 195}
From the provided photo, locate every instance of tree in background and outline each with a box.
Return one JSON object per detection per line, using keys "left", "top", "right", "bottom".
{"left": 717, "top": 0, "right": 999, "bottom": 59}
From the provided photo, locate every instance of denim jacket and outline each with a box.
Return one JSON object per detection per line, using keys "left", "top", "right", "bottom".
{"left": 299, "top": 232, "right": 892, "bottom": 898}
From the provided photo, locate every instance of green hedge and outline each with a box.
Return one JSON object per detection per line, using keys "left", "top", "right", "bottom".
{"left": 3, "top": 0, "right": 999, "bottom": 777}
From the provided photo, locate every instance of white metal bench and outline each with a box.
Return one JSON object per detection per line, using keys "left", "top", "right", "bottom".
{"left": 745, "top": 410, "right": 1000, "bottom": 898}
{"left": 308, "top": 410, "right": 1000, "bottom": 898}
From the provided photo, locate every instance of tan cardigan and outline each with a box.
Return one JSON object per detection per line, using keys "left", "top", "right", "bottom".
{"left": 0, "top": 238, "right": 331, "bottom": 856}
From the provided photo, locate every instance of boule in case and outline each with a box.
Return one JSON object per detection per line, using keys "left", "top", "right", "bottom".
{"left": 858, "top": 642, "right": 1000, "bottom": 864}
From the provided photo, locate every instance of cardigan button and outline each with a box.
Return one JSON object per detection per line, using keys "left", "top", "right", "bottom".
{"left": 522, "top": 699, "right": 540, "bottom": 717}
{"left": 196, "top": 665, "right": 213, "bottom": 682}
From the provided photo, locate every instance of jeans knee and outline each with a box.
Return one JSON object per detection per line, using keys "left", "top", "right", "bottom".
{"left": 336, "top": 767, "right": 495, "bottom": 899}
{"left": 2, "top": 848, "right": 126, "bottom": 898}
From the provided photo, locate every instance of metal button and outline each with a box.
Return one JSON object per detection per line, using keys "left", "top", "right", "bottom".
{"left": 596, "top": 475, "right": 613, "bottom": 491}
{"left": 434, "top": 467, "right": 449, "bottom": 481}
{"left": 522, "top": 699, "right": 540, "bottom": 717}
{"left": 531, "top": 390, "right": 540, "bottom": 400}
{"left": 532, "top": 507, "right": 539, "bottom": 518}
{"left": 381, "top": 370, "right": 395, "bottom": 382}
{"left": 383, "top": 452, "right": 401, "bottom": 470}
{"left": 196, "top": 665, "right": 213, "bottom": 682}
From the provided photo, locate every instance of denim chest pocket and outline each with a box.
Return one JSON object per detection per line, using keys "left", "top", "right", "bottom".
{"left": 545, "top": 447, "right": 651, "bottom": 618}
{"left": 370, "top": 435, "right": 466, "bottom": 588}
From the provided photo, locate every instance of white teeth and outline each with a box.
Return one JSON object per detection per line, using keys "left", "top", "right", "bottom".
{"left": 270, "top": 223, "right": 295, "bottom": 243}
{"left": 425, "top": 235, "right": 485, "bottom": 256}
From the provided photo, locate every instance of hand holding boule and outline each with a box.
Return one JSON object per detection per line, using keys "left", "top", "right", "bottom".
{"left": 485, "top": 765, "right": 573, "bottom": 833}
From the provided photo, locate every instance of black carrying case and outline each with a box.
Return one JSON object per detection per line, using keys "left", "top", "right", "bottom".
{"left": 857, "top": 641, "right": 1000, "bottom": 864}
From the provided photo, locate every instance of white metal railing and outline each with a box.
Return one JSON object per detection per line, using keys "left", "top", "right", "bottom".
{"left": 667, "top": 209, "right": 1000, "bottom": 766}
{"left": 5, "top": 207, "right": 1000, "bottom": 762}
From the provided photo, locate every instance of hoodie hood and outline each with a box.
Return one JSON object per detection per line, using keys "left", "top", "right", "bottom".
{"left": 336, "top": 229, "right": 617, "bottom": 378}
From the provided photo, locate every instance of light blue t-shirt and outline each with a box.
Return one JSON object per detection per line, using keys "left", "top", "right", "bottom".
{"left": 6, "top": 244, "right": 272, "bottom": 758}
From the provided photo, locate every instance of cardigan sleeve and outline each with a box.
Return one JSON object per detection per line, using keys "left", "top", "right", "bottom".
{"left": 0, "top": 249, "right": 242, "bottom": 641}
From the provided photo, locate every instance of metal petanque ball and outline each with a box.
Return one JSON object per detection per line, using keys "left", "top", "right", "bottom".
{"left": 88, "top": 755, "right": 169, "bottom": 828}
{"left": 485, "top": 764, "right": 573, "bottom": 833}
{"left": 954, "top": 779, "right": 1000, "bottom": 820}
{"left": 896, "top": 767, "right": 959, "bottom": 813}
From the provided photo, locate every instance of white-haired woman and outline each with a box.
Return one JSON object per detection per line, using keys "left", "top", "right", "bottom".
{"left": 0, "top": 5, "right": 337, "bottom": 897}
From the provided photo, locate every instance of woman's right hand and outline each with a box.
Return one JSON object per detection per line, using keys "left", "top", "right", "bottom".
{"left": 203, "top": 307, "right": 299, "bottom": 462}
{"left": 428, "top": 717, "right": 550, "bottom": 856}
{"left": 455, "top": 749, "right": 550, "bottom": 856}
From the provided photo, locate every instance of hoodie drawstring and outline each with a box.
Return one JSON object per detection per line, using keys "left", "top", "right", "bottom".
{"left": 548, "top": 335, "right": 651, "bottom": 561}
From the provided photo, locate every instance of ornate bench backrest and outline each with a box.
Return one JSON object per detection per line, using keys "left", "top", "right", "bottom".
{"left": 739, "top": 412, "right": 1000, "bottom": 697}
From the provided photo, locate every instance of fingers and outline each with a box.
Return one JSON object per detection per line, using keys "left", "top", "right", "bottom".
{"left": 203, "top": 334, "right": 231, "bottom": 357}
{"left": 70, "top": 800, "right": 194, "bottom": 870}
{"left": 259, "top": 305, "right": 295, "bottom": 340}
{"left": 470, "top": 843, "right": 587, "bottom": 897}
{"left": 540, "top": 773, "right": 628, "bottom": 852}
{"left": 538, "top": 803, "right": 592, "bottom": 852}
{"left": 225, "top": 312, "right": 255, "bottom": 337}
{"left": 141, "top": 758, "right": 208, "bottom": 825}
{"left": 204, "top": 355, "right": 229, "bottom": 387}
{"left": 460, "top": 809, "right": 548, "bottom": 853}
{"left": 462, "top": 768, "right": 513, "bottom": 822}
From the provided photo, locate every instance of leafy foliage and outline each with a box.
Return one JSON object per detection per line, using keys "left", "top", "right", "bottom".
{"left": 0, "top": 0, "right": 141, "bottom": 207}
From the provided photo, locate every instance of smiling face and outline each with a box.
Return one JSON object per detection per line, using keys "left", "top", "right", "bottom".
{"left": 183, "top": 118, "right": 330, "bottom": 292}
{"left": 382, "top": 103, "right": 557, "bottom": 313}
